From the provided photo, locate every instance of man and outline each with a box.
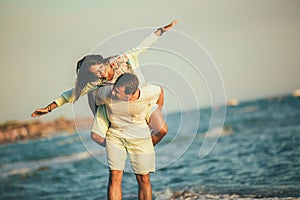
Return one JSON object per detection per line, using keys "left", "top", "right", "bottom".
{"left": 92, "top": 73, "right": 167, "bottom": 200}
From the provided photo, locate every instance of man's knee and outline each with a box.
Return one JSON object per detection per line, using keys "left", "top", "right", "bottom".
{"left": 136, "top": 174, "right": 151, "bottom": 185}
{"left": 109, "top": 170, "right": 123, "bottom": 185}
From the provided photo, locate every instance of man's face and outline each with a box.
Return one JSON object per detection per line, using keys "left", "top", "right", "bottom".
{"left": 111, "top": 85, "right": 132, "bottom": 101}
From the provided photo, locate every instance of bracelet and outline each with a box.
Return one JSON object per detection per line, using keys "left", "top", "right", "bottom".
{"left": 47, "top": 105, "right": 52, "bottom": 112}
{"left": 157, "top": 28, "right": 165, "bottom": 36}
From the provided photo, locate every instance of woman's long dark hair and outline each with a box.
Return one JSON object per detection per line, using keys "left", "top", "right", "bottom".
{"left": 74, "top": 54, "right": 104, "bottom": 102}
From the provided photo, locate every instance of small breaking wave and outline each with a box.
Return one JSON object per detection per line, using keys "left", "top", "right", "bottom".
{"left": 0, "top": 150, "right": 104, "bottom": 177}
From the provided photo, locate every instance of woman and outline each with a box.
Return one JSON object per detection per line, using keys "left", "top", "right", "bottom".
{"left": 31, "top": 20, "right": 178, "bottom": 143}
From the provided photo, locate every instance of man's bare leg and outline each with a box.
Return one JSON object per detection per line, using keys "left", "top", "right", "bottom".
{"left": 108, "top": 170, "right": 123, "bottom": 200}
{"left": 135, "top": 174, "right": 152, "bottom": 200}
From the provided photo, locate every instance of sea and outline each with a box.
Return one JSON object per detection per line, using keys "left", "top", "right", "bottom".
{"left": 1, "top": 95, "right": 300, "bottom": 200}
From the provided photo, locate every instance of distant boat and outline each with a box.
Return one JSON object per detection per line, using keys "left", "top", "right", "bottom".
{"left": 226, "top": 98, "right": 239, "bottom": 106}
{"left": 292, "top": 89, "right": 300, "bottom": 97}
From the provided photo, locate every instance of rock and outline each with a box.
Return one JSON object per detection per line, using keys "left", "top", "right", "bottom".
{"left": 0, "top": 117, "right": 92, "bottom": 144}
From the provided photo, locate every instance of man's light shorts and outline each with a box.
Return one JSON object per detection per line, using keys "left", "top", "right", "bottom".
{"left": 106, "top": 134, "right": 155, "bottom": 175}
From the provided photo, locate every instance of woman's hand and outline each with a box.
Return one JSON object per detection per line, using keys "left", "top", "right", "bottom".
{"left": 163, "top": 19, "right": 179, "bottom": 32}
{"left": 154, "top": 19, "right": 179, "bottom": 36}
{"left": 31, "top": 107, "right": 50, "bottom": 117}
{"left": 31, "top": 102, "right": 57, "bottom": 117}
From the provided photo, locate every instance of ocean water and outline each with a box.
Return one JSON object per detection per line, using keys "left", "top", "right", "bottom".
{"left": 1, "top": 95, "right": 300, "bottom": 199}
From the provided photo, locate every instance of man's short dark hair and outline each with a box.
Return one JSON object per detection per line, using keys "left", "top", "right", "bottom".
{"left": 114, "top": 73, "right": 139, "bottom": 94}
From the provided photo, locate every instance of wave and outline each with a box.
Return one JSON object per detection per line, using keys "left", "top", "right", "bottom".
{"left": 0, "top": 150, "right": 105, "bottom": 178}
{"left": 202, "top": 126, "right": 234, "bottom": 138}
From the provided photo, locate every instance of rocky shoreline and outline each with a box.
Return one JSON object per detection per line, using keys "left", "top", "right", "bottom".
{"left": 0, "top": 117, "right": 92, "bottom": 145}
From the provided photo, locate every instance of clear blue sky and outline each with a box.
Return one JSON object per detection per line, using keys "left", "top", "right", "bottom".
{"left": 0, "top": 0, "right": 299, "bottom": 123}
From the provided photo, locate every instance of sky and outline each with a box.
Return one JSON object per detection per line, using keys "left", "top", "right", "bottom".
{"left": 0, "top": 0, "right": 299, "bottom": 123}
